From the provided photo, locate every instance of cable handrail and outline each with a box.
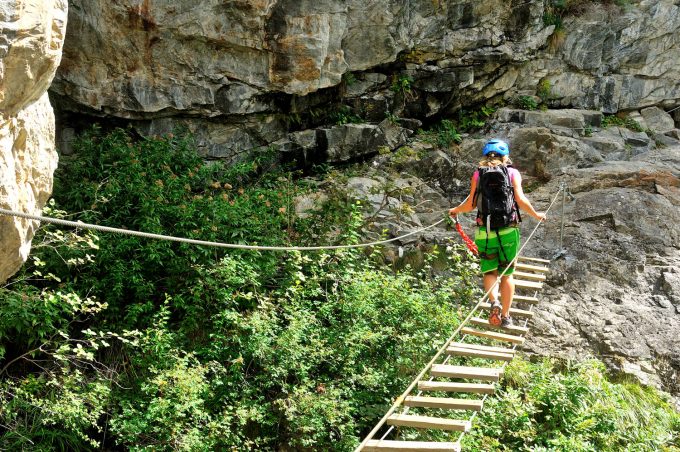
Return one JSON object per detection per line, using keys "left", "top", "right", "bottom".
{"left": 354, "top": 187, "right": 562, "bottom": 451}
{"left": 0, "top": 208, "right": 445, "bottom": 252}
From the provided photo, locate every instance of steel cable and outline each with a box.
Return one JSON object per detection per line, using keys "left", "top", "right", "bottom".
{"left": 0, "top": 208, "right": 445, "bottom": 252}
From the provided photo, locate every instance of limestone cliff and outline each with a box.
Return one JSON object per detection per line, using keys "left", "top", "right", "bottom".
{"left": 0, "top": 1, "right": 67, "bottom": 282}
{"left": 51, "top": 1, "right": 680, "bottom": 159}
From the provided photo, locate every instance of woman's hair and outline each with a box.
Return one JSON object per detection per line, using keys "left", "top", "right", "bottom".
{"left": 478, "top": 153, "right": 512, "bottom": 167}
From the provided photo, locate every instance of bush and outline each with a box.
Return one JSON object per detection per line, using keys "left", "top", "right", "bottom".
{"left": 514, "top": 95, "right": 539, "bottom": 111}
{"left": 1, "top": 127, "right": 480, "bottom": 450}
{"left": 463, "top": 357, "right": 680, "bottom": 451}
{"left": 602, "top": 114, "right": 644, "bottom": 132}
{"left": 418, "top": 119, "right": 462, "bottom": 148}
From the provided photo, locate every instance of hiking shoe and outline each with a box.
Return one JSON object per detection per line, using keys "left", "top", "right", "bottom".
{"left": 488, "top": 301, "right": 502, "bottom": 327}
{"left": 501, "top": 316, "right": 514, "bottom": 328}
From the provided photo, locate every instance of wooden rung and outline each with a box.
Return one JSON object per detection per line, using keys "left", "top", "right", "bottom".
{"left": 431, "top": 364, "right": 502, "bottom": 381}
{"left": 517, "top": 256, "right": 550, "bottom": 264}
{"left": 461, "top": 327, "right": 525, "bottom": 345}
{"left": 364, "top": 440, "right": 460, "bottom": 451}
{"left": 404, "top": 396, "right": 483, "bottom": 411}
{"left": 448, "top": 342, "right": 516, "bottom": 354}
{"left": 480, "top": 302, "right": 534, "bottom": 318}
{"left": 512, "top": 270, "right": 546, "bottom": 281}
{"left": 513, "top": 295, "right": 539, "bottom": 304}
{"left": 470, "top": 317, "right": 530, "bottom": 334}
{"left": 515, "top": 262, "right": 550, "bottom": 273}
{"left": 447, "top": 346, "right": 514, "bottom": 361}
{"left": 417, "top": 381, "right": 496, "bottom": 394}
{"left": 387, "top": 414, "right": 471, "bottom": 431}
{"left": 514, "top": 279, "right": 543, "bottom": 290}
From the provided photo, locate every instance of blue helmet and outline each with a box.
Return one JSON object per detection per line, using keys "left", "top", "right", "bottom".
{"left": 482, "top": 139, "right": 510, "bottom": 156}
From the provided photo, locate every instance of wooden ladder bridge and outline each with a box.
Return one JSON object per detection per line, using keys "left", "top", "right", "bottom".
{"left": 356, "top": 255, "right": 551, "bottom": 452}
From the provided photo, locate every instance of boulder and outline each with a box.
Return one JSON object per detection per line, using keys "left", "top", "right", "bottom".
{"left": 640, "top": 106, "right": 676, "bottom": 133}
{"left": 318, "top": 123, "right": 387, "bottom": 162}
{"left": 0, "top": 0, "right": 66, "bottom": 283}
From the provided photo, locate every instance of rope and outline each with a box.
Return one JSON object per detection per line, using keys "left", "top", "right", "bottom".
{"left": 354, "top": 187, "right": 562, "bottom": 452}
{"left": 0, "top": 208, "right": 445, "bottom": 252}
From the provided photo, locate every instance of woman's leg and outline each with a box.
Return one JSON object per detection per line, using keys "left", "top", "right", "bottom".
{"left": 499, "top": 274, "right": 515, "bottom": 317}
{"left": 483, "top": 270, "right": 499, "bottom": 301}
{"left": 485, "top": 270, "right": 502, "bottom": 326}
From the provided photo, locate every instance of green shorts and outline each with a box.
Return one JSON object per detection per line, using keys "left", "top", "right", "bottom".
{"left": 474, "top": 227, "right": 520, "bottom": 275}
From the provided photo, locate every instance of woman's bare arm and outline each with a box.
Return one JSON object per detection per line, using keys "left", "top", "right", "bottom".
{"left": 512, "top": 173, "right": 546, "bottom": 221}
{"left": 449, "top": 175, "right": 478, "bottom": 216}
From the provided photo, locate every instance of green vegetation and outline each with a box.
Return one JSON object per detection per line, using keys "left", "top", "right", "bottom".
{"left": 543, "top": 7, "right": 564, "bottom": 31}
{"left": 463, "top": 358, "right": 680, "bottom": 450}
{"left": 342, "top": 72, "right": 357, "bottom": 87}
{"left": 0, "top": 127, "right": 478, "bottom": 450}
{"left": 415, "top": 105, "right": 496, "bottom": 149}
{"left": 1, "top": 127, "right": 678, "bottom": 451}
{"left": 456, "top": 106, "right": 496, "bottom": 132}
{"left": 537, "top": 79, "right": 553, "bottom": 104}
{"left": 390, "top": 74, "right": 413, "bottom": 95}
{"left": 602, "top": 114, "right": 645, "bottom": 132}
{"left": 331, "top": 104, "right": 363, "bottom": 125}
{"left": 514, "top": 95, "right": 539, "bottom": 111}
{"left": 418, "top": 119, "right": 462, "bottom": 147}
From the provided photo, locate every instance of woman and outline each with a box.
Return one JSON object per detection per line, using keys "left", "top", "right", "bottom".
{"left": 449, "top": 139, "right": 546, "bottom": 327}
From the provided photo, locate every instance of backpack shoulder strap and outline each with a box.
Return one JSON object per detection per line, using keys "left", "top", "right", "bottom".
{"left": 473, "top": 167, "right": 485, "bottom": 203}
{"left": 505, "top": 166, "right": 523, "bottom": 224}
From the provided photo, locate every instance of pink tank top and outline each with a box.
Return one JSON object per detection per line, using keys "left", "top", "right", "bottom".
{"left": 472, "top": 166, "right": 520, "bottom": 184}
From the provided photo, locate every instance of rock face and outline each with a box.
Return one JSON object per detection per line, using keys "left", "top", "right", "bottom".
{"left": 51, "top": 1, "right": 680, "bottom": 158}
{"left": 0, "top": 1, "right": 67, "bottom": 282}
{"left": 51, "top": 0, "right": 547, "bottom": 116}
{"left": 334, "top": 103, "right": 680, "bottom": 394}
{"left": 522, "top": 1, "right": 680, "bottom": 113}
{"left": 470, "top": 109, "right": 680, "bottom": 395}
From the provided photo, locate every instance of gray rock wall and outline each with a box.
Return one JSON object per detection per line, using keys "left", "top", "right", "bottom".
{"left": 51, "top": 1, "right": 680, "bottom": 160}
{"left": 532, "top": 1, "right": 680, "bottom": 113}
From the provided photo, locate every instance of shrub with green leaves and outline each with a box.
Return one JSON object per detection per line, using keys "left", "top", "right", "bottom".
{"left": 602, "top": 114, "right": 645, "bottom": 132}
{"left": 463, "top": 357, "right": 680, "bottom": 451}
{"left": 514, "top": 95, "right": 539, "bottom": 111}
{"left": 418, "top": 119, "right": 462, "bottom": 148}
{"left": 0, "top": 127, "right": 480, "bottom": 450}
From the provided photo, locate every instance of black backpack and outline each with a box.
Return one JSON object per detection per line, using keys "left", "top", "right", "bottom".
{"left": 475, "top": 165, "right": 521, "bottom": 230}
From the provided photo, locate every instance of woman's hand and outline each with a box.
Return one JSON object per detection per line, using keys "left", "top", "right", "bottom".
{"left": 534, "top": 212, "right": 547, "bottom": 221}
{"left": 448, "top": 207, "right": 458, "bottom": 218}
